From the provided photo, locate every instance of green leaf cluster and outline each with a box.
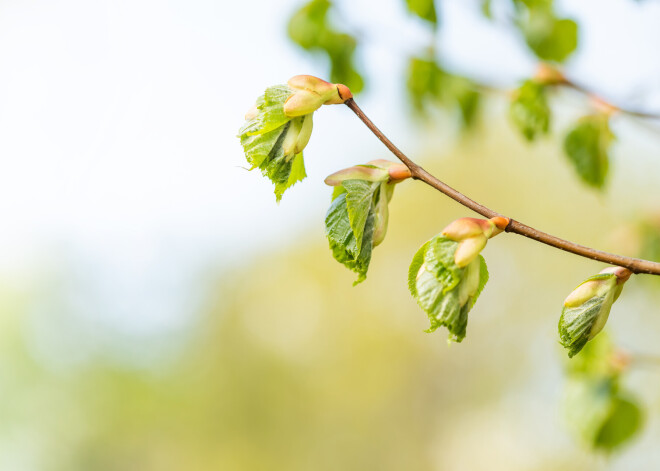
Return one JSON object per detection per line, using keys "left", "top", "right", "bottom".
{"left": 406, "top": 57, "right": 480, "bottom": 127}
{"left": 325, "top": 179, "right": 394, "bottom": 284}
{"left": 288, "top": 0, "right": 364, "bottom": 93}
{"left": 404, "top": 0, "right": 438, "bottom": 27}
{"left": 509, "top": 79, "right": 551, "bottom": 141}
{"left": 408, "top": 236, "right": 489, "bottom": 342}
{"left": 238, "top": 85, "right": 310, "bottom": 201}
{"left": 562, "top": 336, "right": 644, "bottom": 452}
{"left": 563, "top": 114, "right": 615, "bottom": 190}
{"left": 513, "top": 0, "right": 578, "bottom": 63}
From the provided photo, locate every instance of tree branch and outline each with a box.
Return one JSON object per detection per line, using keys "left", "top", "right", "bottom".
{"left": 345, "top": 99, "right": 660, "bottom": 275}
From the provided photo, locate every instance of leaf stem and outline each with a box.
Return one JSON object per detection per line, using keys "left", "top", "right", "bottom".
{"left": 345, "top": 99, "right": 660, "bottom": 275}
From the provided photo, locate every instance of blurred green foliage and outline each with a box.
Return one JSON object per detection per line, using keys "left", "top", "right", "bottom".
{"left": 563, "top": 114, "right": 615, "bottom": 190}
{"left": 288, "top": 0, "right": 364, "bottom": 93}
{"left": 404, "top": 0, "right": 438, "bottom": 27}
{"left": 406, "top": 57, "right": 481, "bottom": 127}
{"left": 515, "top": 7, "right": 578, "bottom": 63}
{"left": 6, "top": 124, "right": 660, "bottom": 468}
{"left": 562, "top": 335, "right": 644, "bottom": 452}
{"left": 509, "top": 79, "right": 551, "bottom": 141}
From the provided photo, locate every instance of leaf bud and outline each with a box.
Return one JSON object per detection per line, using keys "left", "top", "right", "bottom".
{"left": 283, "top": 75, "right": 353, "bottom": 117}
{"left": 441, "top": 216, "right": 509, "bottom": 267}
{"left": 559, "top": 266, "right": 632, "bottom": 358}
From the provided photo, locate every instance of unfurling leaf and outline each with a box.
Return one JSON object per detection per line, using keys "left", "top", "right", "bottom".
{"left": 517, "top": 5, "right": 578, "bottom": 63}
{"left": 408, "top": 217, "right": 507, "bottom": 342}
{"left": 564, "top": 114, "right": 615, "bottom": 190}
{"left": 559, "top": 267, "right": 631, "bottom": 358}
{"left": 406, "top": 57, "right": 481, "bottom": 127}
{"left": 404, "top": 0, "right": 438, "bottom": 27}
{"left": 238, "top": 76, "right": 352, "bottom": 201}
{"left": 288, "top": 0, "right": 364, "bottom": 92}
{"left": 509, "top": 79, "right": 551, "bottom": 141}
{"left": 324, "top": 160, "right": 408, "bottom": 284}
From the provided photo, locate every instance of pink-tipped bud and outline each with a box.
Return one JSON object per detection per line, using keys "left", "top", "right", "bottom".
{"left": 388, "top": 164, "right": 412, "bottom": 182}
{"left": 324, "top": 83, "right": 353, "bottom": 104}
{"left": 599, "top": 266, "right": 632, "bottom": 284}
{"left": 442, "top": 217, "right": 508, "bottom": 267}
{"left": 442, "top": 218, "right": 493, "bottom": 241}
{"left": 283, "top": 75, "right": 353, "bottom": 117}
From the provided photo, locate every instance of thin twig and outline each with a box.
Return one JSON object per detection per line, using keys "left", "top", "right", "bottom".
{"left": 561, "top": 79, "right": 660, "bottom": 120}
{"left": 345, "top": 99, "right": 660, "bottom": 275}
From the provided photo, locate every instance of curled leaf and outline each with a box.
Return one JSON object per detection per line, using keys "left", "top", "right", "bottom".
{"left": 408, "top": 235, "right": 489, "bottom": 342}
{"left": 559, "top": 267, "right": 631, "bottom": 358}
{"left": 324, "top": 161, "right": 404, "bottom": 283}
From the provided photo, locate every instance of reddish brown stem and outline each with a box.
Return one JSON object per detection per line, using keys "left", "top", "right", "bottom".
{"left": 345, "top": 99, "right": 660, "bottom": 275}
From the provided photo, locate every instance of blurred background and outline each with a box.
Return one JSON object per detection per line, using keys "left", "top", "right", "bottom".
{"left": 2, "top": 0, "right": 660, "bottom": 469}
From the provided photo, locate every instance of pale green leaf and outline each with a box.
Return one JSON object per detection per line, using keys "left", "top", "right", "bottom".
{"left": 239, "top": 85, "right": 293, "bottom": 137}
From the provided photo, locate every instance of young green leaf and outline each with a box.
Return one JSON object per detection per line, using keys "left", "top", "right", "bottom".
{"left": 404, "top": 0, "right": 438, "bottom": 27}
{"left": 518, "top": 7, "right": 578, "bottom": 63}
{"left": 288, "top": 0, "right": 364, "bottom": 92}
{"left": 509, "top": 79, "right": 551, "bottom": 141}
{"left": 564, "top": 114, "right": 615, "bottom": 190}
{"left": 408, "top": 235, "right": 489, "bottom": 342}
{"left": 239, "top": 76, "right": 352, "bottom": 201}
{"left": 559, "top": 267, "right": 631, "bottom": 358}
{"left": 326, "top": 191, "right": 376, "bottom": 285}
{"left": 324, "top": 161, "right": 407, "bottom": 284}
{"left": 343, "top": 179, "right": 381, "bottom": 252}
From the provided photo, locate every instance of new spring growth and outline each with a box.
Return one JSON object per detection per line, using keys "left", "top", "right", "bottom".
{"left": 238, "top": 75, "right": 353, "bottom": 201}
{"left": 283, "top": 75, "right": 353, "bottom": 117}
{"left": 559, "top": 266, "right": 632, "bottom": 358}
{"left": 441, "top": 216, "right": 509, "bottom": 267}
{"left": 325, "top": 160, "right": 411, "bottom": 247}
